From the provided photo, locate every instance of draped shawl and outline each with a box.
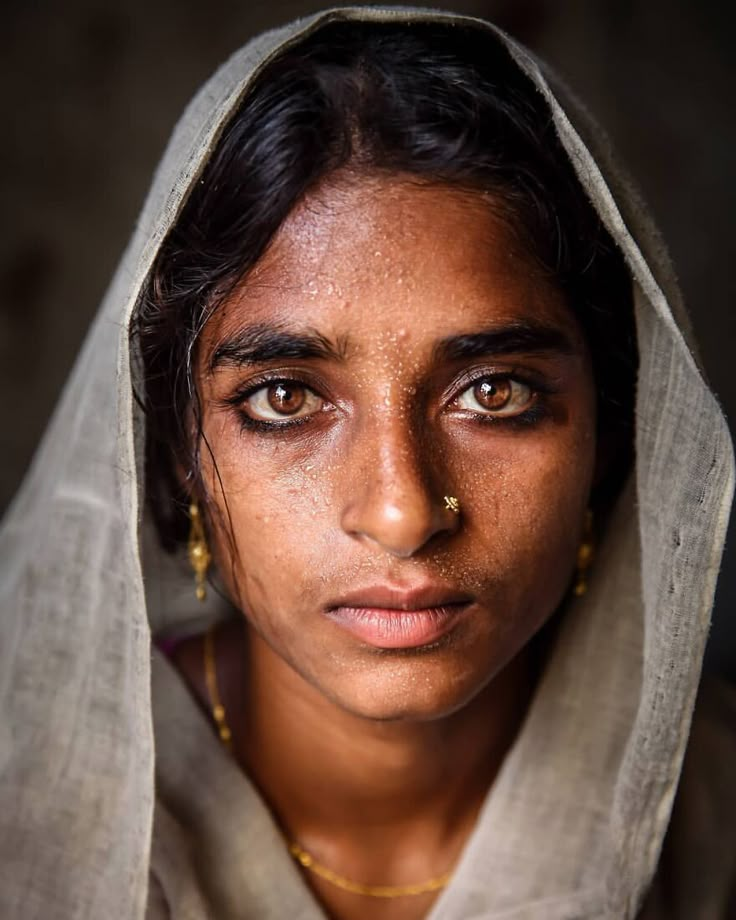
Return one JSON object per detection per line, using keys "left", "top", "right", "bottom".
{"left": 0, "top": 7, "right": 733, "bottom": 919}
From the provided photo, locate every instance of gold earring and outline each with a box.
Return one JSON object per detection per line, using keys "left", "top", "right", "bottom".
{"left": 443, "top": 495, "right": 461, "bottom": 515}
{"left": 188, "top": 501, "right": 211, "bottom": 602}
{"left": 573, "top": 509, "right": 594, "bottom": 597}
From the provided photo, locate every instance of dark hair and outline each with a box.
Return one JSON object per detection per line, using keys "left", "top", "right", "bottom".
{"left": 133, "top": 20, "right": 636, "bottom": 549}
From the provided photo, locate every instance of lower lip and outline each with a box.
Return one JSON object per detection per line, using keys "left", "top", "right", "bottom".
{"left": 325, "top": 604, "right": 470, "bottom": 649}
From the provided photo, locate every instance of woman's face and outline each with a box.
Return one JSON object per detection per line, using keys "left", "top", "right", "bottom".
{"left": 195, "top": 176, "right": 597, "bottom": 721}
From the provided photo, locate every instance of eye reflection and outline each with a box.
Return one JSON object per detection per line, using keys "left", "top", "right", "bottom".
{"left": 245, "top": 382, "right": 323, "bottom": 420}
{"left": 239, "top": 374, "right": 536, "bottom": 426}
{"left": 457, "top": 377, "right": 534, "bottom": 417}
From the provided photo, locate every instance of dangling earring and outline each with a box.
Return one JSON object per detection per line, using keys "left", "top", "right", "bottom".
{"left": 187, "top": 501, "right": 211, "bottom": 602}
{"left": 573, "top": 509, "right": 594, "bottom": 597}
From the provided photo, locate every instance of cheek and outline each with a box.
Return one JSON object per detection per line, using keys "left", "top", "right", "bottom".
{"left": 450, "top": 416, "right": 595, "bottom": 602}
{"left": 199, "top": 421, "right": 335, "bottom": 610}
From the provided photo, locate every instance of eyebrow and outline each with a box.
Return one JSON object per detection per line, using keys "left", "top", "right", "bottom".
{"left": 434, "top": 323, "right": 577, "bottom": 363}
{"left": 209, "top": 324, "right": 347, "bottom": 371}
{"left": 209, "top": 320, "right": 577, "bottom": 372}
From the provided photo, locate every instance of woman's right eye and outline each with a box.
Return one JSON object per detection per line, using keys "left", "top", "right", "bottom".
{"left": 241, "top": 382, "right": 324, "bottom": 422}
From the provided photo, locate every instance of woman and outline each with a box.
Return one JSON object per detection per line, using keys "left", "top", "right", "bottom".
{"left": 0, "top": 7, "right": 733, "bottom": 920}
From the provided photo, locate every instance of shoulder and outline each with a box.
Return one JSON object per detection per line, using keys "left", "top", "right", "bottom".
{"left": 168, "top": 632, "right": 209, "bottom": 706}
{"left": 639, "top": 678, "right": 736, "bottom": 919}
{"left": 146, "top": 871, "right": 171, "bottom": 919}
{"left": 147, "top": 801, "right": 215, "bottom": 920}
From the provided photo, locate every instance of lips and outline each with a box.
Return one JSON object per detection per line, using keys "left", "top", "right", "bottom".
{"left": 324, "top": 583, "right": 473, "bottom": 649}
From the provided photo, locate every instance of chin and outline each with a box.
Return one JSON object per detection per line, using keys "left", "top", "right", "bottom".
{"left": 322, "top": 651, "right": 498, "bottom": 723}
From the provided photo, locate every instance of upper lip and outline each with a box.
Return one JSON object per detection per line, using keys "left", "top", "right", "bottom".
{"left": 326, "top": 582, "right": 473, "bottom": 612}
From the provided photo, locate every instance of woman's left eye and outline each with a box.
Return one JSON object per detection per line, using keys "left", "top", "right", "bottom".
{"left": 242, "top": 382, "right": 324, "bottom": 422}
{"left": 455, "top": 377, "right": 534, "bottom": 417}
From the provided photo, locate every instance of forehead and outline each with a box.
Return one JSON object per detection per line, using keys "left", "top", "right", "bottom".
{"left": 204, "top": 175, "right": 581, "bottom": 350}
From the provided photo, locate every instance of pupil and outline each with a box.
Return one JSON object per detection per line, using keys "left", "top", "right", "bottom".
{"left": 476, "top": 379, "right": 510, "bottom": 409}
{"left": 269, "top": 384, "right": 305, "bottom": 415}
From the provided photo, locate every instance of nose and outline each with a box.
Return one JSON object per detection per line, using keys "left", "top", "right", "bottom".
{"left": 340, "top": 415, "right": 460, "bottom": 558}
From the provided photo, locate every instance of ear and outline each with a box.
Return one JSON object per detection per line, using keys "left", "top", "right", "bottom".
{"left": 590, "top": 422, "right": 634, "bottom": 511}
{"left": 592, "top": 429, "right": 613, "bottom": 490}
{"left": 174, "top": 459, "right": 194, "bottom": 495}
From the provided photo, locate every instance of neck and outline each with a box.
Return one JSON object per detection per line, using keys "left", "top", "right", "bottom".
{"left": 232, "top": 624, "right": 535, "bottom": 853}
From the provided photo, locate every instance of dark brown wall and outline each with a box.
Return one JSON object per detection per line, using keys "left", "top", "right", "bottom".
{"left": 2, "top": 0, "right": 734, "bottom": 675}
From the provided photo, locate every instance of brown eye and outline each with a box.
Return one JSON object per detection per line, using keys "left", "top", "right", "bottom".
{"left": 475, "top": 379, "right": 512, "bottom": 410}
{"left": 457, "top": 377, "right": 534, "bottom": 417}
{"left": 244, "top": 381, "right": 323, "bottom": 421}
{"left": 268, "top": 383, "right": 305, "bottom": 415}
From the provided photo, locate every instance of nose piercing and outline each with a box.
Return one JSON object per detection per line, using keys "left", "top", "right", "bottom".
{"left": 443, "top": 495, "right": 461, "bottom": 515}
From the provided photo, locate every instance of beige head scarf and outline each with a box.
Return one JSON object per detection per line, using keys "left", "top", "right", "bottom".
{"left": 0, "top": 7, "right": 732, "bottom": 919}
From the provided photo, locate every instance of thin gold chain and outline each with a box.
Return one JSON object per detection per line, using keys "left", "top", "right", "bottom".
{"left": 203, "top": 625, "right": 232, "bottom": 749}
{"left": 202, "top": 624, "right": 453, "bottom": 898}
{"left": 288, "top": 841, "right": 452, "bottom": 898}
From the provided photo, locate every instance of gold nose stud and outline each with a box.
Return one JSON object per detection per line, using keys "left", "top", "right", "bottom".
{"left": 443, "top": 495, "right": 461, "bottom": 515}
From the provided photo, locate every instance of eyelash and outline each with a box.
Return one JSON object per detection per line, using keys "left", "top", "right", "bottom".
{"left": 225, "top": 370, "right": 554, "bottom": 435}
{"left": 223, "top": 377, "right": 321, "bottom": 433}
{"left": 470, "top": 401, "right": 549, "bottom": 429}
{"left": 449, "top": 369, "right": 554, "bottom": 429}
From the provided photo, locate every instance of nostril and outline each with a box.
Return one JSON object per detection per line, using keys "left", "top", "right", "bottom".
{"left": 340, "top": 488, "right": 461, "bottom": 559}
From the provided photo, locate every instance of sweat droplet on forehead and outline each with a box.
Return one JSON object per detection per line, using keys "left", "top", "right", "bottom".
{"left": 202, "top": 173, "right": 581, "bottom": 371}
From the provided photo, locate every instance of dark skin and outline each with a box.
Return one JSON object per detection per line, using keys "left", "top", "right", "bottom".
{"left": 173, "top": 175, "right": 597, "bottom": 920}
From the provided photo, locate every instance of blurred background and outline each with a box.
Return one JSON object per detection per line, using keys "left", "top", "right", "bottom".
{"left": 1, "top": 0, "right": 734, "bottom": 677}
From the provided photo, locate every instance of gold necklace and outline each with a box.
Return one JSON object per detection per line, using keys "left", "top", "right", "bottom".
{"left": 203, "top": 626, "right": 233, "bottom": 750}
{"left": 287, "top": 840, "right": 452, "bottom": 898}
{"left": 202, "top": 625, "right": 454, "bottom": 898}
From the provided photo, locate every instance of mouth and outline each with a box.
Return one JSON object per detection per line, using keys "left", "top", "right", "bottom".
{"left": 324, "top": 583, "right": 473, "bottom": 649}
